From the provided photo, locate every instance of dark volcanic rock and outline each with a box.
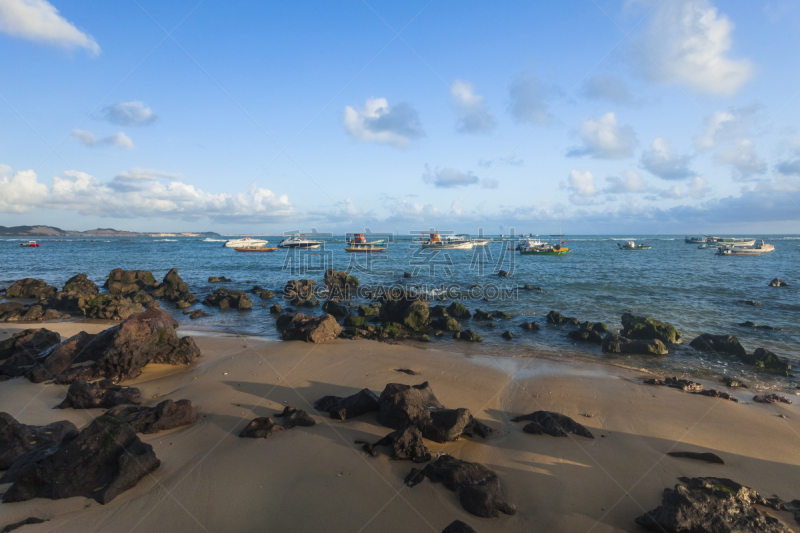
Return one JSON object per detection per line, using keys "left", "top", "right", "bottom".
{"left": 0, "top": 517, "right": 48, "bottom": 533}
{"left": 738, "top": 321, "right": 779, "bottom": 330}
{"left": 723, "top": 377, "right": 748, "bottom": 388}
{"left": 0, "top": 413, "right": 77, "bottom": 470}
{"left": 635, "top": 477, "right": 790, "bottom": 533}
{"left": 453, "top": 330, "right": 482, "bottom": 342}
{"left": 753, "top": 393, "right": 792, "bottom": 404}
{"left": 0, "top": 328, "right": 61, "bottom": 378}
{"left": 252, "top": 286, "right": 275, "bottom": 299}
{"left": 446, "top": 302, "right": 471, "bottom": 319}
{"left": 274, "top": 406, "right": 316, "bottom": 428}
{"left": 769, "top": 278, "right": 788, "bottom": 287}
{"left": 360, "top": 426, "right": 432, "bottom": 463}
{"left": 602, "top": 334, "right": 668, "bottom": 355}
{"left": 645, "top": 376, "right": 704, "bottom": 393}
{"left": 501, "top": 330, "right": 513, "bottom": 340}
{"left": 283, "top": 279, "right": 316, "bottom": 304}
{"left": 378, "top": 382, "right": 443, "bottom": 430}
{"left": 2, "top": 415, "right": 160, "bottom": 504}
{"left": 81, "top": 293, "right": 147, "bottom": 321}
{"left": 58, "top": 379, "right": 142, "bottom": 409}
{"left": 26, "top": 331, "right": 95, "bottom": 383}
{"left": 743, "top": 348, "right": 791, "bottom": 375}
{"left": 442, "top": 520, "right": 477, "bottom": 533}
{"left": 151, "top": 268, "right": 196, "bottom": 305}
{"left": 667, "top": 451, "right": 725, "bottom": 464}
{"left": 546, "top": 310, "right": 576, "bottom": 325}
{"left": 690, "top": 333, "right": 747, "bottom": 358}
{"left": 104, "top": 268, "right": 158, "bottom": 296}
{"left": 432, "top": 316, "right": 461, "bottom": 331}
{"left": 379, "top": 290, "right": 430, "bottom": 330}
{"left": 239, "top": 417, "right": 283, "bottom": 438}
{"left": 519, "top": 321, "right": 539, "bottom": 331}
{"left": 621, "top": 312, "right": 681, "bottom": 344}
{"left": 269, "top": 303, "right": 283, "bottom": 314}
{"left": 314, "top": 388, "right": 380, "bottom": 420}
{"left": 208, "top": 276, "right": 231, "bottom": 283}
{"left": 568, "top": 327, "right": 603, "bottom": 344}
{"left": 203, "top": 288, "right": 252, "bottom": 310}
{"left": 405, "top": 455, "right": 516, "bottom": 518}
{"left": 104, "top": 399, "right": 197, "bottom": 433}
{"left": 323, "top": 269, "right": 359, "bottom": 297}
{"left": 4, "top": 278, "right": 57, "bottom": 300}
{"left": 699, "top": 389, "right": 739, "bottom": 402}
{"left": 321, "top": 299, "right": 349, "bottom": 318}
{"left": 512, "top": 411, "right": 594, "bottom": 438}
{"left": 46, "top": 273, "right": 100, "bottom": 315}
{"left": 497, "top": 270, "right": 512, "bottom": 277}
{"left": 277, "top": 313, "right": 342, "bottom": 342}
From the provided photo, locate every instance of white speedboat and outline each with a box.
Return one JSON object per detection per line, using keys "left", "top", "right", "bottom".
{"left": 417, "top": 232, "right": 473, "bottom": 250}
{"left": 618, "top": 240, "right": 651, "bottom": 250}
{"left": 223, "top": 237, "right": 268, "bottom": 248}
{"left": 456, "top": 234, "right": 491, "bottom": 246}
{"left": 716, "top": 240, "right": 775, "bottom": 256}
{"left": 278, "top": 236, "right": 322, "bottom": 249}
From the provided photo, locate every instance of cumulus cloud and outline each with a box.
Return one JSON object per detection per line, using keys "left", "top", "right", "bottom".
{"left": 604, "top": 170, "right": 648, "bottom": 194}
{"left": 635, "top": 0, "right": 754, "bottom": 96}
{"left": 640, "top": 137, "right": 695, "bottom": 180}
{"left": 72, "top": 129, "right": 134, "bottom": 150}
{"left": 582, "top": 74, "right": 637, "bottom": 106}
{"left": 507, "top": 73, "right": 558, "bottom": 124}
{"left": 450, "top": 80, "right": 496, "bottom": 134}
{"left": 776, "top": 159, "right": 800, "bottom": 176}
{"left": 715, "top": 139, "right": 767, "bottom": 181}
{"left": 103, "top": 101, "right": 157, "bottom": 126}
{"left": 693, "top": 103, "right": 760, "bottom": 150}
{"left": 0, "top": 0, "right": 99, "bottom": 54}
{"left": 482, "top": 178, "right": 499, "bottom": 189}
{"left": 0, "top": 166, "right": 293, "bottom": 222}
{"left": 561, "top": 170, "right": 598, "bottom": 205}
{"left": 343, "top": 98, "right": 424, "bottom": 148}
{"left": 567, "top": 112, "right": 637, "bottom": 159}
{"left": 423, "top": 166, "right": 479, "bottom": 188}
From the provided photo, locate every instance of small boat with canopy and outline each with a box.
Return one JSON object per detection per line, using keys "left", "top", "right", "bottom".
{"left": 345, "top": 233, "right": 387, "bottom": 252}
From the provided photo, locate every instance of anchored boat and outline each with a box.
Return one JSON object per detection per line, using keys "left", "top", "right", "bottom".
{"left": 518, "top": 238, "right": 569, "bottom": 255}
{"left": 345, "top": 233, "right": 387, "bottom": 252}
{"left": 277, "top": 236, "right": 322, "bottom": 249}
{"left": 234, "top": 246, "right": 277, "bottom": 252}
{"left": 224, "top": 237, "right": 268, "bottom": 249}
{"left": 618, "top": 240, "right": 651, "bottom": 250}
{"left": 416, "top": 232, "right": 473, "bottom": 250}
{"left": 19, "top": 241, "right": 39, "bottom": 247}
{"left": 716, "top": 240, "right": 775, "bottom": 256}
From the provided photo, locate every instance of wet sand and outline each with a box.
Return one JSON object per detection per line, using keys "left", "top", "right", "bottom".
{"left": 1, "top": 322, "right": 799, "bottom": 532}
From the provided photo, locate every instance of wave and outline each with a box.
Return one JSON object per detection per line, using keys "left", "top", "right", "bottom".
{"left": 203, "top": 238, "right": 226, "bottom": 242}
{"left": 154, "top": 239, "right": 178, "bottom": 242}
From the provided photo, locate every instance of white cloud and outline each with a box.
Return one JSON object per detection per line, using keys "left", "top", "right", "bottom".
{"left": 343, "top": 98, "right": 424, "bottom": 148}
{"left": 715, "top": 139, "right": 767, "bottom": 181}
{"left": 482, "top": 178, "right": 499, "bottom": 189}
{"left": 688, "top": 176, "right": 712, "bottom": 198}
{"left": 636, "top": 0, "right": 754, "bottom": 96}
{"left": 507, "top": 73, "right": 557, "bottom": 124}
{"left": 582, "top": 74, "right": 637, "bottom": 106}
{"left": 423, "top": 166, "right": 479, "bottom": 188}
{"left": 72, "top": 129, "right": 134, "bottom": 150}
{"left": 103, "top": 101, "right": 157, "bottom": 126}
{"left": 450, "top": 80, "right": 496, "bottom": 134}
{"left": 693, "top": 103, "right": 761, "bottom": 150}
{"left": 694, "top": 110, "right": 734, "bottom": 149}
{"left": 478, "top": 155, "right": 523, "bottom": 168}
{"left": 659, "top": 185, "right": 683, "bottom": 199}
{"left": 640, "top": 137, "right": 695, "bottom": 180}
{"left": 0, "top": 0, "right": 99, "bottom": 54}
{"left": 0, "top": 166, "right": 293, "bottom": 222}
{"left": 567, "top": 112, "right": 637, "bottom": 159}
{"left": 561, "top": 170, "right": 598, "bottom": 205}
{"left": 604, "top": 170, "right": 647, "bottom": 193}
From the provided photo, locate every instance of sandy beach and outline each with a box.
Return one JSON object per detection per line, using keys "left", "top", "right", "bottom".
{"left": 1, "top": 321, "right": 798, "bottom": 533}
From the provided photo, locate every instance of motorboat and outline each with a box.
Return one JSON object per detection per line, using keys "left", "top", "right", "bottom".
{"left": 716, "top": 240, "right": 775, "bottom": 256}
{"left": 618, "top": 240, "right": 651, "bottom": 250}
{"left": 234, "top": 246, "right": 277, "bottom": 252}
{"left": 417, "top": 232, "right": 473, "bottom": 250}
{"left": 345, "top": 233, "right": 387, "bottom": 252}
{"left": 685, "top": 236, "right": 707, "bottom": 244}
{"left": 19, "top": 241, "right": 39, "bottom": 247}
{"left": 456, "top": 234, "right": 490, "bottom": 246}
{"left": 518, "top": 239, "right": 569, "bottom": 255}
{"left": 277, "top": 235, "right": 322, "bottom": 249}
{"left": 704, "top": 235, "right": 756, "bottom": 246}
{"left": 224, "top": 237, "right": 268, "bottom": 249}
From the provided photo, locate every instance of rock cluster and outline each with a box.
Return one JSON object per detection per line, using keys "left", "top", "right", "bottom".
{"left": 203, "top": 288, "right": 252, "bottom": 310}
{"left": 4, "top": 278, "right": 57, "bottom": 300}
{"left": 104, "top": 399, "right": 198, "bottom": 433}
{"left": 0, "top": 413, "right": 77, "bottom": 470}
{"left": 0, "top": 328, "right": 61, "bottom": 378}
{"left": 511, "top": 411, "right": 594, "bottom": 438}
{"left": 151, "top": 268, "right": 197, "bottom": 307}
{"left": 689, "top": 333, "right": 747, "bottom": 357}
{"left": 546, "top": 310, "right": 578, "bottom": 325}
{"left": 602, "top": 334, "right": 668, "bottom": 355}
{"left": 359, "top": 426, "right": 431, "bottom": 463}
{"left": 239, "top": 406, "right": 316, "bottom": 438}
{"left": 621, "top": 312, "right": 681, "bottom": 344}
{"left": 57, "top": 379, "right": 142, "bottom": 409}
{"left": 277, "top": 312, "right": 342, "bottom": 342}
{"left": 314, "top": 388, "right": 380, "bottom": 420}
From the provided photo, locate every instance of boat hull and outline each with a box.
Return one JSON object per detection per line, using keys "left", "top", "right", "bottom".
{"left": 420, "top": 243, "right": 473, "bottom": 250}
{"left": 234, "top": 247, "right": 277, "bottom": 252}
{"left": 520, "top": 249, "right": 569, "bottom": 255}
{"left": 278, "top": 243, "right": 321, "bottom": 249}
{"left": 345, "top": 247, "right": 386, "bottom": 253}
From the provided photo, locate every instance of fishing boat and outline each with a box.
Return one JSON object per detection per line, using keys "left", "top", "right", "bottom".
{"left": 277, "top": 236, "right": 322, "bottom": 249}
{"left": 19, "top": 241, "right": 39, "bottom": 247}
{"left": 518, "top": 239, "right": 569, "bottom": 255}
{"left": 223, "top": 237, "right": 268, "bottom": 249}
{"left": 345, "top": 233, "right": 387, "bottom": 253}
{"left": 618, "top": 240, "right": 651, "bottom": 250}
{"left": 417, "top": 232, "right": 473, "bottom": 250}
{"left": 456, "top": 234, "right": 491, "bottom": 246}
{"left": 685, "top": 236, "right": 707, "bottom": 244}
{"left": 704, "top": 235, "right": 756, "bottom": 246}
{"left": 234, "top": 246, "right": 277, "bottom": 252}
{"left": 716, "top": 240, "right": 775, "bottom": 256}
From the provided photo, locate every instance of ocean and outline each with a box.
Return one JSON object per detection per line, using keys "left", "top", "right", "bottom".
{"left": 2, "top": 234, "right": 798, "bottom": 392}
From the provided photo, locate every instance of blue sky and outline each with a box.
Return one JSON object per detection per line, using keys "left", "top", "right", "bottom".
{"left": 1, "top": 0, "right": 800, "bottom": 235}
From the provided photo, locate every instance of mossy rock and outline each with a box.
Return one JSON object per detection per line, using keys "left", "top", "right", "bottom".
{"left": 492, "top": 310, "right": 512, "bottom": 320}
{"left": 358, "top": 304, "right": 378, "bottom": 317}
{"left": 621, "top": 313, "right": 681, "bottom": 344}
{"left": 742, "top": 348, "right": 791, "bottom": 375}
{"left": 473, "top": 309, "right": 492, "bottom": 320}
{"left": 344, "top": 315, "right": 366, "bottom": 328}
{"left": 446, "top": 302, "right": 471, "bottom": 319}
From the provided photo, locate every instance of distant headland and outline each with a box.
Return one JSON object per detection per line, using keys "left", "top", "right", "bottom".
{"left": 0, "top": 225, "right": 221, "bottom": 238}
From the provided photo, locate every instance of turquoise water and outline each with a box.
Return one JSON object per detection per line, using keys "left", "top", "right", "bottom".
{"left": 2, "top": 235, "right": 798, "bottom": 392}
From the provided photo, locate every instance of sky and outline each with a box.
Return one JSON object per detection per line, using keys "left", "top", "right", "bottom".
{"left": 1, "top": 0, "right": 800, "bottom": 235}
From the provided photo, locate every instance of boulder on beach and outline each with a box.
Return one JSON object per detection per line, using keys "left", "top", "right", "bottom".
{"left": 602, "top": 334, "right": 668, "bottom": 355}
{"left": 360, "top": 426, "right": 431, "bottom": 463}
{"left": 274, "top": 406, "right": 316, "bottom": 429}
{"left": 4, "top": 278, "right": 57, "bottom": 300}
{"left": 405, "top": 455, "right": 516, "bottom": 518}
{"left": 204, "top": 288, "right": 252, "bottom": 310}
{"left": 277, "top": 313, "right": 342, "bottom": 343}
{"left": 0, "top": 413, "right": 77, "bottom": 470}
{"left": 690, "top": 333, "right": 747, "bottom": 358}
{"left": 46, "top": 273, "right": 99, "bottom": 314}
{"left": 743, "top": 348, "right": 791, "bottom": 375}
{"left": 314, "top": 388, "right": 380, "bottom": 420}
{"left": 82, "top": 293, "right": 150, "bottom": 321}
{"left": 473, "top": 309, "right": 492, "bottom": 320}
{"left": 58, "top": 379, "right": 142, "bottom": 409}
{"left": 512, "top": 411, "right": 594, "bottom": 438}
{"left": 645, "top": 377, "right": 704, "bottom": 393}
{"left": 501, "top": 330, "right": 513, "bottom": 340}
{"left": 104, "top": 268, "right": 158, "bottom": 296}
{"left": 753, "top": 393, "right": 791, "bottom": 404}
{"left": 0, "top": 328, "right": 61, "bottom": 378}
{"left": 358, "top": 304, "right": 379, "bottom": 317}
{"left": 26, "top": 331, "right": 95, "bottom": 383}
{"left": 239, "top": 417, "right": 283, "bottom": 439}
{"left": 635, "top": 477, "right": 791, "bottom": 533}
{"left": 104, "top": 399, "right": 197, "bottom": 433}
{"left": 433, "top": 316, "right": 461, "bottom": 331}
{"left": 0, "top": 301, "right": 26, "bottom": 322}
{"left": 769, "top": 278, "right": 788, "bottom": 287}
{"left": 621, "top": 312, "right": 681, "bottom": 344}
{"left": 151, "top": 268, "right": 196, "bottom": 305}
{"left": 2, "top": 415, "right": 160, "bottom": 504}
